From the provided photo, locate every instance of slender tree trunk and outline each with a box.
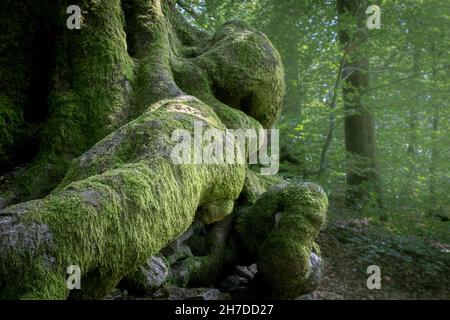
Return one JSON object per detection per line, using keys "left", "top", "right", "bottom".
{"left": 318, "top": 55, "right": 345, "bottom": 178}
{"left": 429, "top": 43, "right": 439, "bottom": 207}
{"left": 405, "top": 45, "right": 421, "bottom": 195}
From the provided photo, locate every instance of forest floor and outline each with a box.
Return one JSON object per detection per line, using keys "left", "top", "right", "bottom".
{"left": 309, "top": 205, "right": 450, "bottom": 300}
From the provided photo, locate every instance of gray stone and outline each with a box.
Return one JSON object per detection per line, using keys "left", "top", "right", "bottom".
{"left": 123, "top": 255, "right": 170, "bottom": 293}
{"left": 221, "top": 274, "right": 249, "bottom": 291}
{"left": 247, "top": 263, "right": 258, "bottom": 275}
{"left": 301, "top": 252, "right": 324, "bottom": 293}
{"left": 0, "top": 197, "right": 8, "bottom": 210}
{"left": 141, "top": 256, "right": 169, "bottom": 290}
{"left": 234, "top": 265, "right": 254, "bottom": 280}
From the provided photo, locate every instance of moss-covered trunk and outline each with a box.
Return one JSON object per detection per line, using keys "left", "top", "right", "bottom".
{"left": 0, "top": 0, "right": 326, "bottom": 299}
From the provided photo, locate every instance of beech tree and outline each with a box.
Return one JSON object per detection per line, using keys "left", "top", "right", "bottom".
{"left": 337, "top": 0, "right": 381, "bottom": 208}
{"left": 0, "top": 0, "right": 327, "bottom": 299}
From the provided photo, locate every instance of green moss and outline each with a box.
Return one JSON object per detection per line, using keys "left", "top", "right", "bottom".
{"left": 0, "top": 97, "right": 245, "bottom": 299}
{"left": 174, "top": 246, "right": 235, "bottom": 287}
{"left": 241, "top": 169, "right": 285, "bottom": 204}
{"left": 68, "top": 0, "right": 134, "bottom": 140}
{"left": 196, "top": 200, "right": 235, "bottom": 225}
{"left": 0, "top": 2, "right": 32, "bottom": 168}
{"left": 195, "top": 20, "right": 285, "bottom": 128}
{"left": 0, "top": 96, "right": 23, "bottom": 166}
{"left": 11, "top": 0, "right": 134, "bottom": 201}
{"left": 170, "top": 20, "right": 285, "bottom": 129}
{"left": 236, "top": 182, "right": 328, "bottom": 298}
{"left": 126, "top": 0, "right": 185, "bottom": 117}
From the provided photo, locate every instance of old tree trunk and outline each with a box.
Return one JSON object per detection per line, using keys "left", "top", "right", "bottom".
{"left": 0, "top": 0, "right": 327, "bottom": 299}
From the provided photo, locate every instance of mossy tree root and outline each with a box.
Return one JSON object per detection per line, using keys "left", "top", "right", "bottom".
{"left": 0, "top": 97, "right": 245, "bottom": 299}
{"left": 236, "top": 182, "right": 328, "bottom": 298}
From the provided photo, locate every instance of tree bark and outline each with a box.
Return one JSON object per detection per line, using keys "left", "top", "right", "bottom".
{"left": 337, "top": 0, "right": 381, "bottom": 208}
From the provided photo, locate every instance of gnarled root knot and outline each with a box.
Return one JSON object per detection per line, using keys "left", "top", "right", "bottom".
{"left": 237, "top": 182, "right": 328, "bottom": 298}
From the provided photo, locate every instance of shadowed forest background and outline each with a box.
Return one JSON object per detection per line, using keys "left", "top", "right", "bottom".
{"left": 0, "top": 0, "right": 448, "bottom": 300}
{"left": 175, "top": 0, "right": 450, "bottom": 299}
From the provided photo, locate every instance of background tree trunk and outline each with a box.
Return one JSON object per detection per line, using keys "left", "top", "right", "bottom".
{"left": 428, "top": 42, "right": 439, "bottom": 213}
{"left": 405, "top": 45, "right": 420, "bottom": 195}
{"left": 318, "top": 55, "right": 345, "bottom": 178}
{"left": 337, "top": 0, "right": 381, "bottom": 208}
